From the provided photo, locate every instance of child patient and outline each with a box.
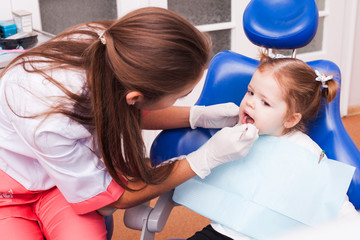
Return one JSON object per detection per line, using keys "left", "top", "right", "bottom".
{"left": 173, "top": 53, "right": 358, "bottom": 240}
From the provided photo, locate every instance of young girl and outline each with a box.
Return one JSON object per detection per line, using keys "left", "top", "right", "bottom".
{"left": 0, "top": 7, "right": 259, "bottom": 240}
{"left": 174, "top": 53, "right": 358, "bottom": 240}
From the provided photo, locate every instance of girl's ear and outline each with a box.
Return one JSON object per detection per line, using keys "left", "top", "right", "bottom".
{"left": 284, "top": 113, "right": 302, "bottom": 129}
{"left": 125, "top": 91, "right": 144, "bottom": 105}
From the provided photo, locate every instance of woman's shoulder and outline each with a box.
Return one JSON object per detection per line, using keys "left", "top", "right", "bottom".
{"left": 2, "top": 60, "right": 86, "bottom": 94}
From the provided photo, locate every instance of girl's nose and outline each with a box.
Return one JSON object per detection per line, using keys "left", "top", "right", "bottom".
{"left": 246, "top": 99, "right": 255, "bottom": 109}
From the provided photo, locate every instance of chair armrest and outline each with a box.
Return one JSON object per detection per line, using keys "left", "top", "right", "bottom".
{"left": 124, "top": 202, "right": 153, "bottom": 230}
{"left": 123, "top": 190, "right": 176, "bottom": 232}
{"left": 123, "top": 191, "right": 176, "bottom": 240}
{"left": 148, "top": 190, "right": 176, "bottom": 232}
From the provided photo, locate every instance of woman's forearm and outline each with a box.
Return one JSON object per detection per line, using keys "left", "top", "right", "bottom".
{"left": 142, "top": 106, "right": 191, "bottom": 129}
{"left": 110, "top": 158, "right": 195, "bottom": 209}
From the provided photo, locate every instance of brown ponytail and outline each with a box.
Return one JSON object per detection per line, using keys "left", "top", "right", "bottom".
{"left": 321, "top": 78, "right": 338, "bottom": 103}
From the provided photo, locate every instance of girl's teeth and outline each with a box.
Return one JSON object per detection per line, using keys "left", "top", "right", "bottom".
{"left": 241, "top": 114, "right": 247, "bottom": 124}
{"left": 243, "top": 114, "right": 254, "bottom": 124}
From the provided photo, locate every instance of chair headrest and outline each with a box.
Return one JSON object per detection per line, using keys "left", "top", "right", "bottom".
{"left": 243, "top": 0, "right": 319, "bottom": 49}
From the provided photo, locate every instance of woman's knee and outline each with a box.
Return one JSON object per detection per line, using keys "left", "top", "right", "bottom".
{"left": 42, "top": 211, "right": 107, "bottom": 240}
{"left": 35, "top": 188, "right": 107, "bottom": 240}
{"left": 0, "top": 217, "right": 43, "bottom": 240}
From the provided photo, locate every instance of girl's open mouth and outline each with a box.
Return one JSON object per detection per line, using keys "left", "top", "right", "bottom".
{"left": 241, "top": 113, "right": 255, "bottom": 124}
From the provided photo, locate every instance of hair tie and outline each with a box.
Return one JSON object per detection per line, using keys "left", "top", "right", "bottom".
{"left": 98, "top": 31, "right": 107, "bottom": 45}
{"left": 268, "top": 52, "right": 286, "bottom": 59}
{"left": 315, "top": 70, "right": 333, "bottom": 89}
{"left": 262, "top": 48, "right": 286, "bottom": 59}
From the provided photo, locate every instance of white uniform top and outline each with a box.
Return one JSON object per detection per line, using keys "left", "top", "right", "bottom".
{"left": 0, "top": 61, "right": 124, "bottom": 214}
{"left": 211, "top": 131, "right": 359, "bottom": 240}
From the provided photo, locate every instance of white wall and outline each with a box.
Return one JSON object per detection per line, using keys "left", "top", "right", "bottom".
{"left": 0, "top": 0, "right": 42, "bottom": 30}
{"left": 349, "top": 2, "right": 360, "bottom": 112}
{"left": 0, "top": 0, "right": 13, "bottom": 21}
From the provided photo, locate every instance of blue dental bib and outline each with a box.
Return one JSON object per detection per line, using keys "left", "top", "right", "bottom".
{"left": 173, "top": 135, "right": 355, "bottom": 239}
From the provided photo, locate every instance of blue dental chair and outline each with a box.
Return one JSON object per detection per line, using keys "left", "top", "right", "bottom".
{"left": 122, "top": 0, "right": 360, "bottom": 239}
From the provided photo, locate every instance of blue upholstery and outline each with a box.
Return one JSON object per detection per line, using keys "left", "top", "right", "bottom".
{"left": 307, "top": 60, "right": 360, "bottom": 209}
{"left": 243, "top": 0, "right": 319, "bottom": 49}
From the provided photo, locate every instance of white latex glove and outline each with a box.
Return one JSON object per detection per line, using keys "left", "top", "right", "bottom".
{"left": 186, "top": 123, "right": 259, "bottom": 179}
{"left": 189, "top": 102, "right": 239, "bottom": 129}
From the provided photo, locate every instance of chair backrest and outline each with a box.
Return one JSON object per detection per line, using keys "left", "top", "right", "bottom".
{"left": 151, "top": 0, "right": 360, "bottom": 210}
{"left": 243, "top": 0, "right": 318, "bottom": 49}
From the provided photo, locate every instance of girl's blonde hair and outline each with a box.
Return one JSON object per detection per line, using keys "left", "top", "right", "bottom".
{"left": 258, "top": 52, "right": 338, "bottom": 134}
{"left": 1, "top": 7, "right": 211, "bottom": 190}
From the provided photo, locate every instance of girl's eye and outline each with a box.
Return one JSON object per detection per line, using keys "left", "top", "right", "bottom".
{"left": 247, "top": 90, "right": 254, "bottom": 96}
{"left": 262, "top": 100, "right": 270, "bottom": 106}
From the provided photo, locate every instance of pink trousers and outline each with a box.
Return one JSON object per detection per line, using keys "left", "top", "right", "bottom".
{"left": 0, "top": 171, "right": 107, "bottom": 240}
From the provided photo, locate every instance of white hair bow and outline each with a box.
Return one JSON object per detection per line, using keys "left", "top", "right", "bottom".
{"left": 315, "top": 70, "right": 333, "bottom": 88}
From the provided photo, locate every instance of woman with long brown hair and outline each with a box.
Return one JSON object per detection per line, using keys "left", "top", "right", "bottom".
{"left": 0, "top": 7, "right": 258, "bottom": 239}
